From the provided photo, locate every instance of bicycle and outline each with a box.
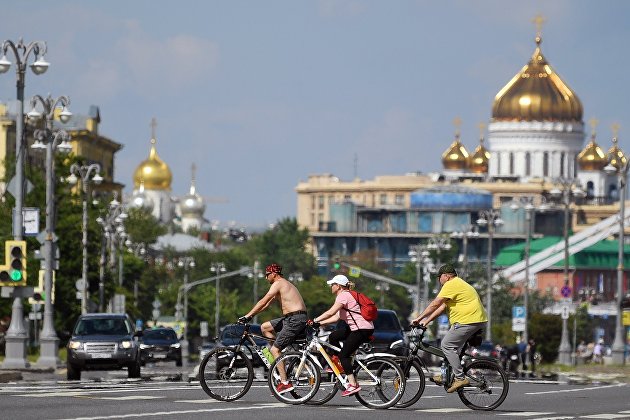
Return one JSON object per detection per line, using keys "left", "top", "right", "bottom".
{"left": 268, "top": 323, "right": 406, "bottom": 409}
{"left": 403, "top": 325, "right": 509, "bottom": 411}
{"left": 198, "top": 321, "right": 307, "bottom": 401}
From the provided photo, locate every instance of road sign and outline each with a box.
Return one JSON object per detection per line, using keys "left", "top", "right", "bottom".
{"left": 200, "top": 321, "right": 209, "bottom": 338}
{"left": 75, "top": 279, "right": 85, "bottom": 291}
{"left": 152, "top": 309, "right": 160, "bottom": 320}
{"left": 152, "top": 299, "right": 161, "bottom": 309}
{"left": 561, "top": 286, "right": 572, "bottom": 298}
{"left": 561, "top": 305, "right": 570, "bottom": 320}
{"left": 512, "top": 305, "right": 526, "bottom": 332}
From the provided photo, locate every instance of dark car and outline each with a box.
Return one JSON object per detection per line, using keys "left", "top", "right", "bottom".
{"left": 368, "top": 309, "right": 409, "bottom": 356}
{"left": 471, "top": 341, "right": 499, "bottom": 359}
{"left": 139, "top": 327, "right": 182, "bottom": 366}
{"left": 199, "top": 323, "right": 269, "bottom": 367}
{"left": 66, "top": 313, "right": 142, "bottom": 380}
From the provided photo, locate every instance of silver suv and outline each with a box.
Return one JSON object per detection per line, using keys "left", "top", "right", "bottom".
{"left": 67, "top": 313, "right": 142, "bottom": 380}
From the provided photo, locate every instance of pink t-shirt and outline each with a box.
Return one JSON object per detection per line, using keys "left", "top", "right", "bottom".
{"left": 336, "top": 290, "right": 375, "bottom": 331}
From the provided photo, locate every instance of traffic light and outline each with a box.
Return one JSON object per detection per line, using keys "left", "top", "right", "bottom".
{"left": 330, "top": 257, "right": 341, "bottom": 273}
{"left": 0, "top": 240, "right": 27, "bottom": 287}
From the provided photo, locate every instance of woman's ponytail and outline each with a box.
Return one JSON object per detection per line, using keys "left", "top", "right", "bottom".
{"left": 347, "top": 281, "right": 355, "bottom": 290}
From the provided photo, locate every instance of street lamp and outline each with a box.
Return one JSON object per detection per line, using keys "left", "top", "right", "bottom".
{"left": 67, "top": 164, "right": 103, "bottom": 314}
{"left": 125, "top": 239, "right": 147, "bottom": 308}
{"left": 549, "top": 177, "right": 586, "bottom": 365}
{"left": 247, "top": 260, "right": 264, "bottom": 324}
{"left": 477, "top": 209, "right": 504, "bottom": 341}
{"left": 604, "top": 134, "right": 629, "bottom": 365}
{"left": 451, "top": 225, "right": 479, "bottom": 279}
{"left": 95, "top": 195, "right": 128, "bottom": 312}
{"left": 210, "top": 262, "right": 227, "bottom": 337}
{"left": 0, "top": 38, "right": 49, "bottom": 369}
{"left": 177, "top": 257, "right": 195, "bottom": 361}
{"left": 509, "top": 198, "right": 536, "bottom": 346}
{"left": 27, "top": 94, "right": 72, "bottom": 367}
{"left": 408, "top": 244, "right": 433, "bottom": 315}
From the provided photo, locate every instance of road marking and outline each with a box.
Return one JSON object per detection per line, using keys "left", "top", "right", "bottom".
{"left": 530, "top": 417, "right": 574, "bottom": 420}
{"left": 58, "top": 403, "right": 288, "bottom": 420}
{"left": 580, "top": 415, "right": 630, "bottom": 419}
{"left": 86, "top": 396, "right": 163, "bottom": 400}
{"left": 497, "top": 413, "right": 555, "bottom": 417}
{"left": 526, "top": 383, "right": 626, "bottom": 395}
{"left": 20, "top": 386, "right": 196, "bottom": 398}
{"left": 415, "top": 408, "right": 471, "bottom": 413}
{"left": 174, "top": 399, "right": 219, "bottom": 404}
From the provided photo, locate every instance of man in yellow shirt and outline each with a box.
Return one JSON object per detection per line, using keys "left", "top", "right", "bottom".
{"left": 412, "top": 263, "right": 487, "bottom": 393}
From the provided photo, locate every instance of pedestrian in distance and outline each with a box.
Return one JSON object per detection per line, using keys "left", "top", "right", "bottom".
{"left": 527, "top": 338, "right": 537, "bottom": 377}
{"left": 411, "top": 263, "right": 488, "bottom": 393}
{"left": 238, "top": 263, "right": 308, "bottom": 395}
{"left": 311, "top": 274, "right": 375, "bottom": 397}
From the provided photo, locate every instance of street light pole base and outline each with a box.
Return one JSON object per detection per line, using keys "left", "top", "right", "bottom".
{"left": 37, "top": 336, "right": 60, "bottom": 368}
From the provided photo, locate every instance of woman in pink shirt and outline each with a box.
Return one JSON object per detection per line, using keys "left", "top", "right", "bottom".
{"left": 313, "top": 274, "right": 374, "bottom": 397}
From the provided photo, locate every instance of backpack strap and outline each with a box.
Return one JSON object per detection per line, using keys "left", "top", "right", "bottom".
{"left": 346, "top": 290, "right": 363, "bottom": 316}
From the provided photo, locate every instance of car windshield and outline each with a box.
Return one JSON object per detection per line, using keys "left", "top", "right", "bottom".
{"left": 143, "top": 329, "right": 177, "bottom": 341}
{"left": 373, "top": 313, "right": 401, "bottom": 331}
{"left": 74, "top": 318, "right": 131, "bottom": 336}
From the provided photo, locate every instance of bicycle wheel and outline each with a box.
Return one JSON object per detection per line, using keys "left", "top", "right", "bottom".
{"left": 354, "top": 356, "right": 405, "bottom": 409}
{"left": 396, "top": 359, "right": 426, "bottom": 408}
{"left": 199, "top": 347, "right": 253, "bottom": 401}
{"left": 458, "top": 360, "right": 509, "bottom": 411}
{"left": 306, "top": 371, "right": 342, "bottom": 405}
{"left": 268, "top": 352, "right": 321, "bottom": 405}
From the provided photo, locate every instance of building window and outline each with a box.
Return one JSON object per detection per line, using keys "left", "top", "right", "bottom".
{"left": 560, "top": 153, "right": 565, "bottom": 177}
{"left": 395, "top": 194, "right": 404, "bottom": 206}
{"left": 318, "top": 195, "right": 324, "bottom": 210}
{"left": 311, "top": 195, "right": 315, "bottom": 210}
{"left": 310, "top": 213, "right": 315, "bottom": 225}
{"left": 543, "top": 152, "right": 549, "bottom": 177}
{"left": 328, "top": 195, "right": 335, "bottom": 205}
{"left": 379, "top": 194, "right": 387, "bottom": 205}
{"left": 344, "top": 194, "right": 351, "bottom": 201}
{"left": 509, "top": 153, "right": 514, "bottom": 174}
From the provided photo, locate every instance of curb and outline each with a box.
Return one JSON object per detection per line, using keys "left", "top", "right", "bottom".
{"left": 0, "top": 371, "right": 23, "bottom": 383}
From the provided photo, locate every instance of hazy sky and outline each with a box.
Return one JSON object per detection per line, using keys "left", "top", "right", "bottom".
{"left": 2, "top": 1, "right": 629, "bottom": 229}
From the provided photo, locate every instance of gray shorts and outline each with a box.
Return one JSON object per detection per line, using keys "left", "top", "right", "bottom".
{"left": 270, "top": 312, "right": 307, "bottom": 350}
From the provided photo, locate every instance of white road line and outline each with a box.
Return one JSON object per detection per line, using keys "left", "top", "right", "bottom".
{"left": 497, "top": 413, "right": 555, "bottom": 417}
{"left": 530, "top": 417, "right": 574, "bottom": 420}
{"left": 58, "top": 403, "right": 288, "bottom": 420}
{"left": 85, "top": 396, "right": 163, "bottom": 400}
{"left": 19, "top": 385, "right": 197, "bottom": 398}
{"left": 174, "top": 399, "right": 220, "bottom": 404}
{"left": 580, "top": 415, "right": 630, "bottom": 419}
{"left": 526, "top": 383, "right": 626, "bottom": 395}
{"left": 415, "top": 408, "right": 471, "bottom": 413}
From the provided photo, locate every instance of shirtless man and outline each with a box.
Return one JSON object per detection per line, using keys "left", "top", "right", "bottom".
{"left": 238, "top": 263, "right": 307, "bottom": 394}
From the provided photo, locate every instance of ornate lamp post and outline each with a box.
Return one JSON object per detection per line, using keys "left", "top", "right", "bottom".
{"left": 125, "top": 240, "right": 146, "bottom": 307}
{"left": 247, "top": 260, "right": 264, "bottom": 324}
{"left": 408, "top": 244, "right": 432, "bottom": 314}
{"left": 27, "top": 94, "right": 72, "bottom": 367}
{"left": 477, "top": 209, "right": 504, "bottom": 341}
{"left": 210, "top": 262, "right": 226, "bottom": 337}
{"left": 177, "top": 256, "right": 195, "bottom": 361}
{"left": 550, "top": 177, "right": 586, "bottom": 365}
{"left": 451, "top": 225, "right": 479, "bottom": 279}
{"left": 604, "top": 133, "right": 629, "bottom": 365}
{"left": 0, "top": 38, "right": 49, "bottom": 369}
{"left": 67, "top": 164, "right": 103, "bottom": 314}
{"left": 95, "top": 195, "right": 128, "bottom": 312}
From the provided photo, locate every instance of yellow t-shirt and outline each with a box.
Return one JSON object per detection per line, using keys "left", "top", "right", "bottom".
{"left": 437, "top": 277, "right": 488, "bottom": 325}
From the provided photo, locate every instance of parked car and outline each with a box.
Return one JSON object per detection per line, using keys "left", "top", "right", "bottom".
{"left": 367, "top": 309, "right": 409, "bottom": 356}
{"left": 471, "top": 341, "right": 499, "bottom": 359}
{"left": 139, "top": 327, "right": 182, "bottom": 366}
{"left": 66, "top": 313, "right": 142, "bottom": 380}
{"left": 198, "top": 323, "right": 269, "bottom": 367}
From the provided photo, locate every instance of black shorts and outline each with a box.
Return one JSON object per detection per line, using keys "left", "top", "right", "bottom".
{"left": 270, "top": 313, "right": 307, "bottom": 350}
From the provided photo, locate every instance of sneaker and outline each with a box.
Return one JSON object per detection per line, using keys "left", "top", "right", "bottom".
{"left": 341, "top": 384, "right": 361, "bottom": 397}
{"left": 275, "top": 382, "right": 294, "bottom": 394}
{"left": 446, "top": 377, "right": 469, "bottom": 393}
{"left": 430, "top": 375, "right": 444, "bottom": 385}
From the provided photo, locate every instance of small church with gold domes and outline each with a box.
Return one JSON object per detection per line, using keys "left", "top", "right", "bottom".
{"left": 129, "top": 120, "right": 207, "bottom": 232}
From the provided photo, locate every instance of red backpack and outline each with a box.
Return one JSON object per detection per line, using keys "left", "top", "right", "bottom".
{"left": 347, "top": 290, "right": 378, "bottom": 321}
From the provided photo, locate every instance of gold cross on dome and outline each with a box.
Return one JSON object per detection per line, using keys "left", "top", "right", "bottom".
{"left": 532, "top": 14, "right": 546, "bottom": 37}
{"left": 588, "top": 117, "right": 599, "bottom": 137}
{"left": 150, "top": 117, "right": 158, "bottom": 139}
{"left": 612, "top": 122, "right": 620, "bottom": 139}
{"left": 478, "top": 122, "right": 486, "bottom": 139}
{"left": 453, "top": 116, "right": 462, "bottom": 136}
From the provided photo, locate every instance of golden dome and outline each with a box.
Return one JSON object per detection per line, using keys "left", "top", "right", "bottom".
{"left": 133, "top": 138, "right": 172, "bottom": 190}
{"left": 607, "top": 137, "right": 628, "bottom": 170}
{"left": 578, "top": 139, "right": 607, "bottom": 171}
{"left": 469, "top": 137, "right": 490, "bottom": 173}
{"left": 442, "top": 134, "right": 469, "bottom": 170}
{"left": 492, "top": 36, "right": 583, "bottom": 122}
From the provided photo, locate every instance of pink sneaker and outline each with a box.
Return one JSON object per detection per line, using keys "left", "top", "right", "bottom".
{"left": 341, "top": 384, "right": 361, "bottom": 397}
{"left": 276, "top": 382, "right": 294, "bottom": 394}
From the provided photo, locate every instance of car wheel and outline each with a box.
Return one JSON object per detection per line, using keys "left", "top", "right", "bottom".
{"left": 128, "top": 361, "right": 141, "bottom": 378}
{"left": 67, "top": 363, "right": 81, "bottom": 380}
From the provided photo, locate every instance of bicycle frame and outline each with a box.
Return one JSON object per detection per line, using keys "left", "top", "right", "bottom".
{"left": 229, "top": 324, "right": 276, "bottom": 369}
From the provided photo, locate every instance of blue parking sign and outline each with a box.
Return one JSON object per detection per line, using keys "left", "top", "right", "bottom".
{"left": 512, "top": 306, "right": 525, "bottom": 318}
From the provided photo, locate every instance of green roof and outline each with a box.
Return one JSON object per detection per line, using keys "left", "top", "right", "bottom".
{"left": 495, "top": 236, "right": 630, "bottom": 269}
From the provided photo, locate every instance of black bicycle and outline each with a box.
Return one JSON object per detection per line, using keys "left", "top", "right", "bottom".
{"left": 199, "top": 321, "right": 306, "bottom": 401}
{"left": 399, "top": 325, "right": 509, "bottom": 411}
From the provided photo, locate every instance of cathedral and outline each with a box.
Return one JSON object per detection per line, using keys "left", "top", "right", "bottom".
{"left": 129, "top": 123, "right": 207, "bottom": 233}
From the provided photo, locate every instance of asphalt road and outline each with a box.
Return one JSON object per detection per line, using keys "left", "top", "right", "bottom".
{"left": 1, "top": 363, "right": 629, "bottom": 419}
